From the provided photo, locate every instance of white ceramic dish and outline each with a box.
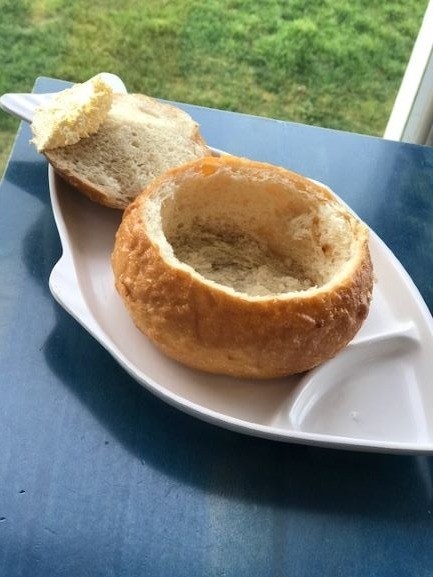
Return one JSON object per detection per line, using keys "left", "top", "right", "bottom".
{"left": 48, "top": 165, "right": 433, "bottom": 454}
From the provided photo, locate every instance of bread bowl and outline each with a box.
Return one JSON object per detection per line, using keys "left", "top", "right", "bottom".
{"left": 112, "top": 155, "right": 373, "bottom": 379}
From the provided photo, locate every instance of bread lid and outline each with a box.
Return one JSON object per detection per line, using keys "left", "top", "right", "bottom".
{"left": 31, "top": 74, "right": 114, "bottom": 152}
{"left": 43, "top": 93, "right": 211, "bottom": 209}
{"left": 112, "top": 156, "right": 373, "bottom": 378}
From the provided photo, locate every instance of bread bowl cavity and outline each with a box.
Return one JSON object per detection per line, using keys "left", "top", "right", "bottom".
{"left": 112, "top": 156, "right": 373, "bottom": 379}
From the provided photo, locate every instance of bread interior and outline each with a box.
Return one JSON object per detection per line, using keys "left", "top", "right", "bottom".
{"left": 152, "top": 169, "right": 355, "bottom": 297}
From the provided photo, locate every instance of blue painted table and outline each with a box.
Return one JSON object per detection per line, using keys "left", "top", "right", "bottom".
{"left": 1, "top": 77, "right": 432, "bottom": 577}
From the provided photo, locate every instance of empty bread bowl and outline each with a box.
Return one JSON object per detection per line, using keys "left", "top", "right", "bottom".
{"left": 112, "top": 156, "right": 373, "bottom": 379}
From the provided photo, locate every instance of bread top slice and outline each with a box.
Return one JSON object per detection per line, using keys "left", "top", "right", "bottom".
{"left": 44, "top": 93, "right": 212, "bottom": 209}
{"left": 31, "top": 74, "right": 114, "bottom": 152}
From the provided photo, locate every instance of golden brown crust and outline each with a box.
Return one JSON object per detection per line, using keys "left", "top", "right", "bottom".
{"left": 112, "top": 156, "right": 374, "bottom": 379}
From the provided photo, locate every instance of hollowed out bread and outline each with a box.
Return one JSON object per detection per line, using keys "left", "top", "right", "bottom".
{"left": 112, "top": 156, "right": 373, "bottom": 379}
{"left": 44, "top": 93, "right": 211, "bottom": 209}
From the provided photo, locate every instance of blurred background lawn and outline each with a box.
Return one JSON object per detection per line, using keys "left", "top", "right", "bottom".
{"left": 0, "top": 0, "right": 428, "bottom": 174}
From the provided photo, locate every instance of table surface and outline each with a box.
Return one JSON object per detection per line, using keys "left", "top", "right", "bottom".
{"left": 1, "top": 77, "right": 433, "bottom": 577}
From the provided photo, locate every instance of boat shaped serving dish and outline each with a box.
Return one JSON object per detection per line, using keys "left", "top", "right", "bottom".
{"left": 48, "top": 167, "right": 433, "bottom": 454}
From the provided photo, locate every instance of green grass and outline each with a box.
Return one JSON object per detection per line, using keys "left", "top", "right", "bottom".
{"left": 0, "top": 0, "right": 428, "bottom": 176}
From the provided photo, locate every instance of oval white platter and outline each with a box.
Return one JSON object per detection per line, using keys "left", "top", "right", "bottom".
{"left": 47, "top": 163, "right": 433, "bottom": 454}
